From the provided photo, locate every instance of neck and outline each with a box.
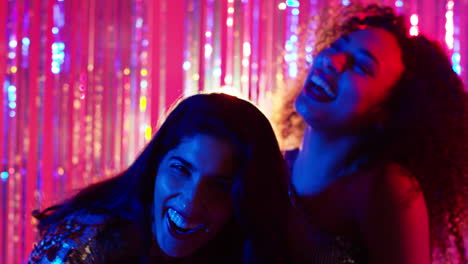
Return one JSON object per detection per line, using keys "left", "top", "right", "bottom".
{"left": 301, "top": 126, "right": 361, "bottom": 156}
{"left": 292, "top": 126, "right": 362, "bottom": 196}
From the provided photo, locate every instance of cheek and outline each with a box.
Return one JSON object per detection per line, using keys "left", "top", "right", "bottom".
{"left": 342, "top": 79, "right": 383, "bottom": 111}
{"left": 153, "top": 172, "right": 179, "bottom": 210}
{"left": 207, "top": 196, "right": 234, "bottom": 226}
{"left": 153, "top": 177, "right": 165, "bottom": 213}
{"left": 157, "top": 169, "right": 184, "bottom": 194}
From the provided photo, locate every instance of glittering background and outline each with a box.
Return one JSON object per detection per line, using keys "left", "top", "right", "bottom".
{"left": 0, "top": 0, "right": 467, "bottom": 263}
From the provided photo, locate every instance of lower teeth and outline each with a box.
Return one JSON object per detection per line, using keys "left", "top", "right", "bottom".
{"left": 169, "top": 217, "right": 199, "bottom": 234}
{"left": 313, "top": 83, "right": 334, "bottom": 98}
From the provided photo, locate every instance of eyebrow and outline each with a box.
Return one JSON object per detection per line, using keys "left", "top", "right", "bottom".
{"left": 341, "top": 35, "right": 380, "bottom": 65}
{"left": 169, "top": 156, "right": 234, "bottom": 180}
{"left": 169, "top": 156, "right": 194, "bottom": 170}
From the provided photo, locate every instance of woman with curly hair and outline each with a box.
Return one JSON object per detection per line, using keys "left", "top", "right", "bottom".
{"left": 282, "top": 4, "right": 468, "bottom": 264}
{"left": 29, "top": 93, "right": 290, "bottom": 263}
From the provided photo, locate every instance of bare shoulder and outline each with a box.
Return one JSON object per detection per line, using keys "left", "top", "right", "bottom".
{"left": 356, "top": 163, "right": 430, "bottom": 264}
{"left": 383, "top": 163, "right": 415, "bottom": 184}
{"left": 376, "top": 163, "right": 423, "bottom": 208}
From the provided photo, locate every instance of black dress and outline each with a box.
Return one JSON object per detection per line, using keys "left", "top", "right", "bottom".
{"left": 285, "top": 149, "right": 367, "bottom": 264}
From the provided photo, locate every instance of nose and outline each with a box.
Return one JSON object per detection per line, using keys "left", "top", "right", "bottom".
{"left": 323, "top": 52, "right": 347, "bottom": 73}
{"left": 179, "top": 178, "right": 206, "bottom": 212}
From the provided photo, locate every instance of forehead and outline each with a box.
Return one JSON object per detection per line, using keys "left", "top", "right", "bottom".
{"left": 167, "top": 135, "right": 236, "bottom": 175}
{"left": 172, "top": 135, "right": 233, "bottom": 155}
{"left": 346, "top": 27, "right": 403, "bottom": 67}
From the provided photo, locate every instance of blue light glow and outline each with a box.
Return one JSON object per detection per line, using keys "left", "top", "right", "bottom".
{"left": 8, "top": 85, "right": 16, "bottom": 92}
{"left": 51, "top": 67, "right": 61, "bottom": 74}
{"left": 342, "top": 0, "right": 350, "bottom": 6}
{"left": 286, "top": 0, "right": 299, "bottom": 7}
{"left": 8, "top": 93, "right": 16, "bottom": 101}
{"left": 213, "top": 67, "right": 222, "bottom": 77}
{"left": 395, "top": 0, "right": 403, "bottom": 7}
{"left": 9, "top": 40, "right": 17, "bottom": 48}
{"left": 453, "top": 64, "right": 461, "bottom": 74}
{"left": 452, "top": 53, "right": 461, "bottom": 64}
{"left": 0, "top": 172, "right": 8, "bottom": 181}
{"left": 51, "top": 257, "right": 64, "bottom": 264}
{"left": 288, "top": 63, "right": 298, "bottom": 77}
{"left": 291, "top": 8, "right": 299, "bottom": 15}
{"left": 183, "top": 61, "right": 191, "bottom": 70}
{"left": 22, "top": 37, "right": 30, "bottom": 46}
{"left": 51, "top": 42, "right": 66, "bottom": 74}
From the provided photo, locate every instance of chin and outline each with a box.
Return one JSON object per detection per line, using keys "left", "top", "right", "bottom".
{"left": 294, "top": 94, "right": 309, "bottom": 118}
{"left": 294, "top": 96, "right": 317, "bottom": 126}
{"left": 160, "top": 243, "right": 195, "bottom": 258}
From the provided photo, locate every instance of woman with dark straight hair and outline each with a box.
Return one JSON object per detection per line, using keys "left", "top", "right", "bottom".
{"left": 29, "top": 93, "right": 290, "bottom": 263}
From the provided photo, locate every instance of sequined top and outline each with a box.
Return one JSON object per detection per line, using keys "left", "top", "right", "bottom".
{"left": 28, "top": 210, "right": 243, "bottom": 264}
{"left": 28, "top": 211, "right": 109, "bottom": 264}
{"left": 285, "top": 149, "right": 367, "bottom": 264}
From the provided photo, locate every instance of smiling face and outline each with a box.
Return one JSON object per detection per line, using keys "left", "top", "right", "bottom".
{"left": 295, "top": 27, "right": 405, "bottom": 131}
{"left": 153, "top": 134, "right": 237, "bottom": 258}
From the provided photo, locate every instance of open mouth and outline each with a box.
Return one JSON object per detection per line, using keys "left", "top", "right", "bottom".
{"left": 303, "top": 73, "right": 337, "bottom": 102}
{"left": 310, "top": 75, "right": 336, "bottom": 98}
{"left": 167, "top": 208, "right": 205, "bottom": 235}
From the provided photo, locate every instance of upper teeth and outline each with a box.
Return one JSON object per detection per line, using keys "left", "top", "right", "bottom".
{"left": 167, "top": 208, "right": 204, "bottom": 230}
{"left": 311, "top": 75, "right": 336, "bottom": 98}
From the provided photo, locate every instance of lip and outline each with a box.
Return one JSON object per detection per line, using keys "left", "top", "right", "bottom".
{"left": 165, "top": 209, "right": 206, "bottom": 240}
{"left": 302, "top": 69, "right": 337, "bottom": 103}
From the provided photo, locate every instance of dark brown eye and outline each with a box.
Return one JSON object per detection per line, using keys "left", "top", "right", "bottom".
{"left": 355, "top": 63, "right": 374, "bottom": 76}
{"left": 170, "top": 164, "right": 190, "bottom": 177}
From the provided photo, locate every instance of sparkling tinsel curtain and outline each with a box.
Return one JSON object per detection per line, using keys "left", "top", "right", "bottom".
{"left": 1, "top": 0, "right": 467, "bottom": 263}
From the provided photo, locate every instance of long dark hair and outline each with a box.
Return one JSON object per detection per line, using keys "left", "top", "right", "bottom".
{"left": 34, "top": 93, "right": 290, "bottom": 263}
{"left": 275, "top": 4, "right": 467, "bottom": 263}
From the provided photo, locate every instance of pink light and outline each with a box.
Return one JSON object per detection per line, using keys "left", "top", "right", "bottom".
{"left": 226, "top": 17, "right": 233, "bottom": 27}
{"left": 409, "top": 14, "right": 419, "bottom": 36}
{"left": 445, "top": 1, "right": 454, "bottom": 50}
{"left": 204, "top": 44, "right": 213, "bottom": 58}
{"left": 243, "top": 42, "right": 251, "bottom": 56}
{"left": 410, "top": 14, "right": 418, "bottom": 26}
{"left": 447, "top": 0, "right": 454, "bottom": 9}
